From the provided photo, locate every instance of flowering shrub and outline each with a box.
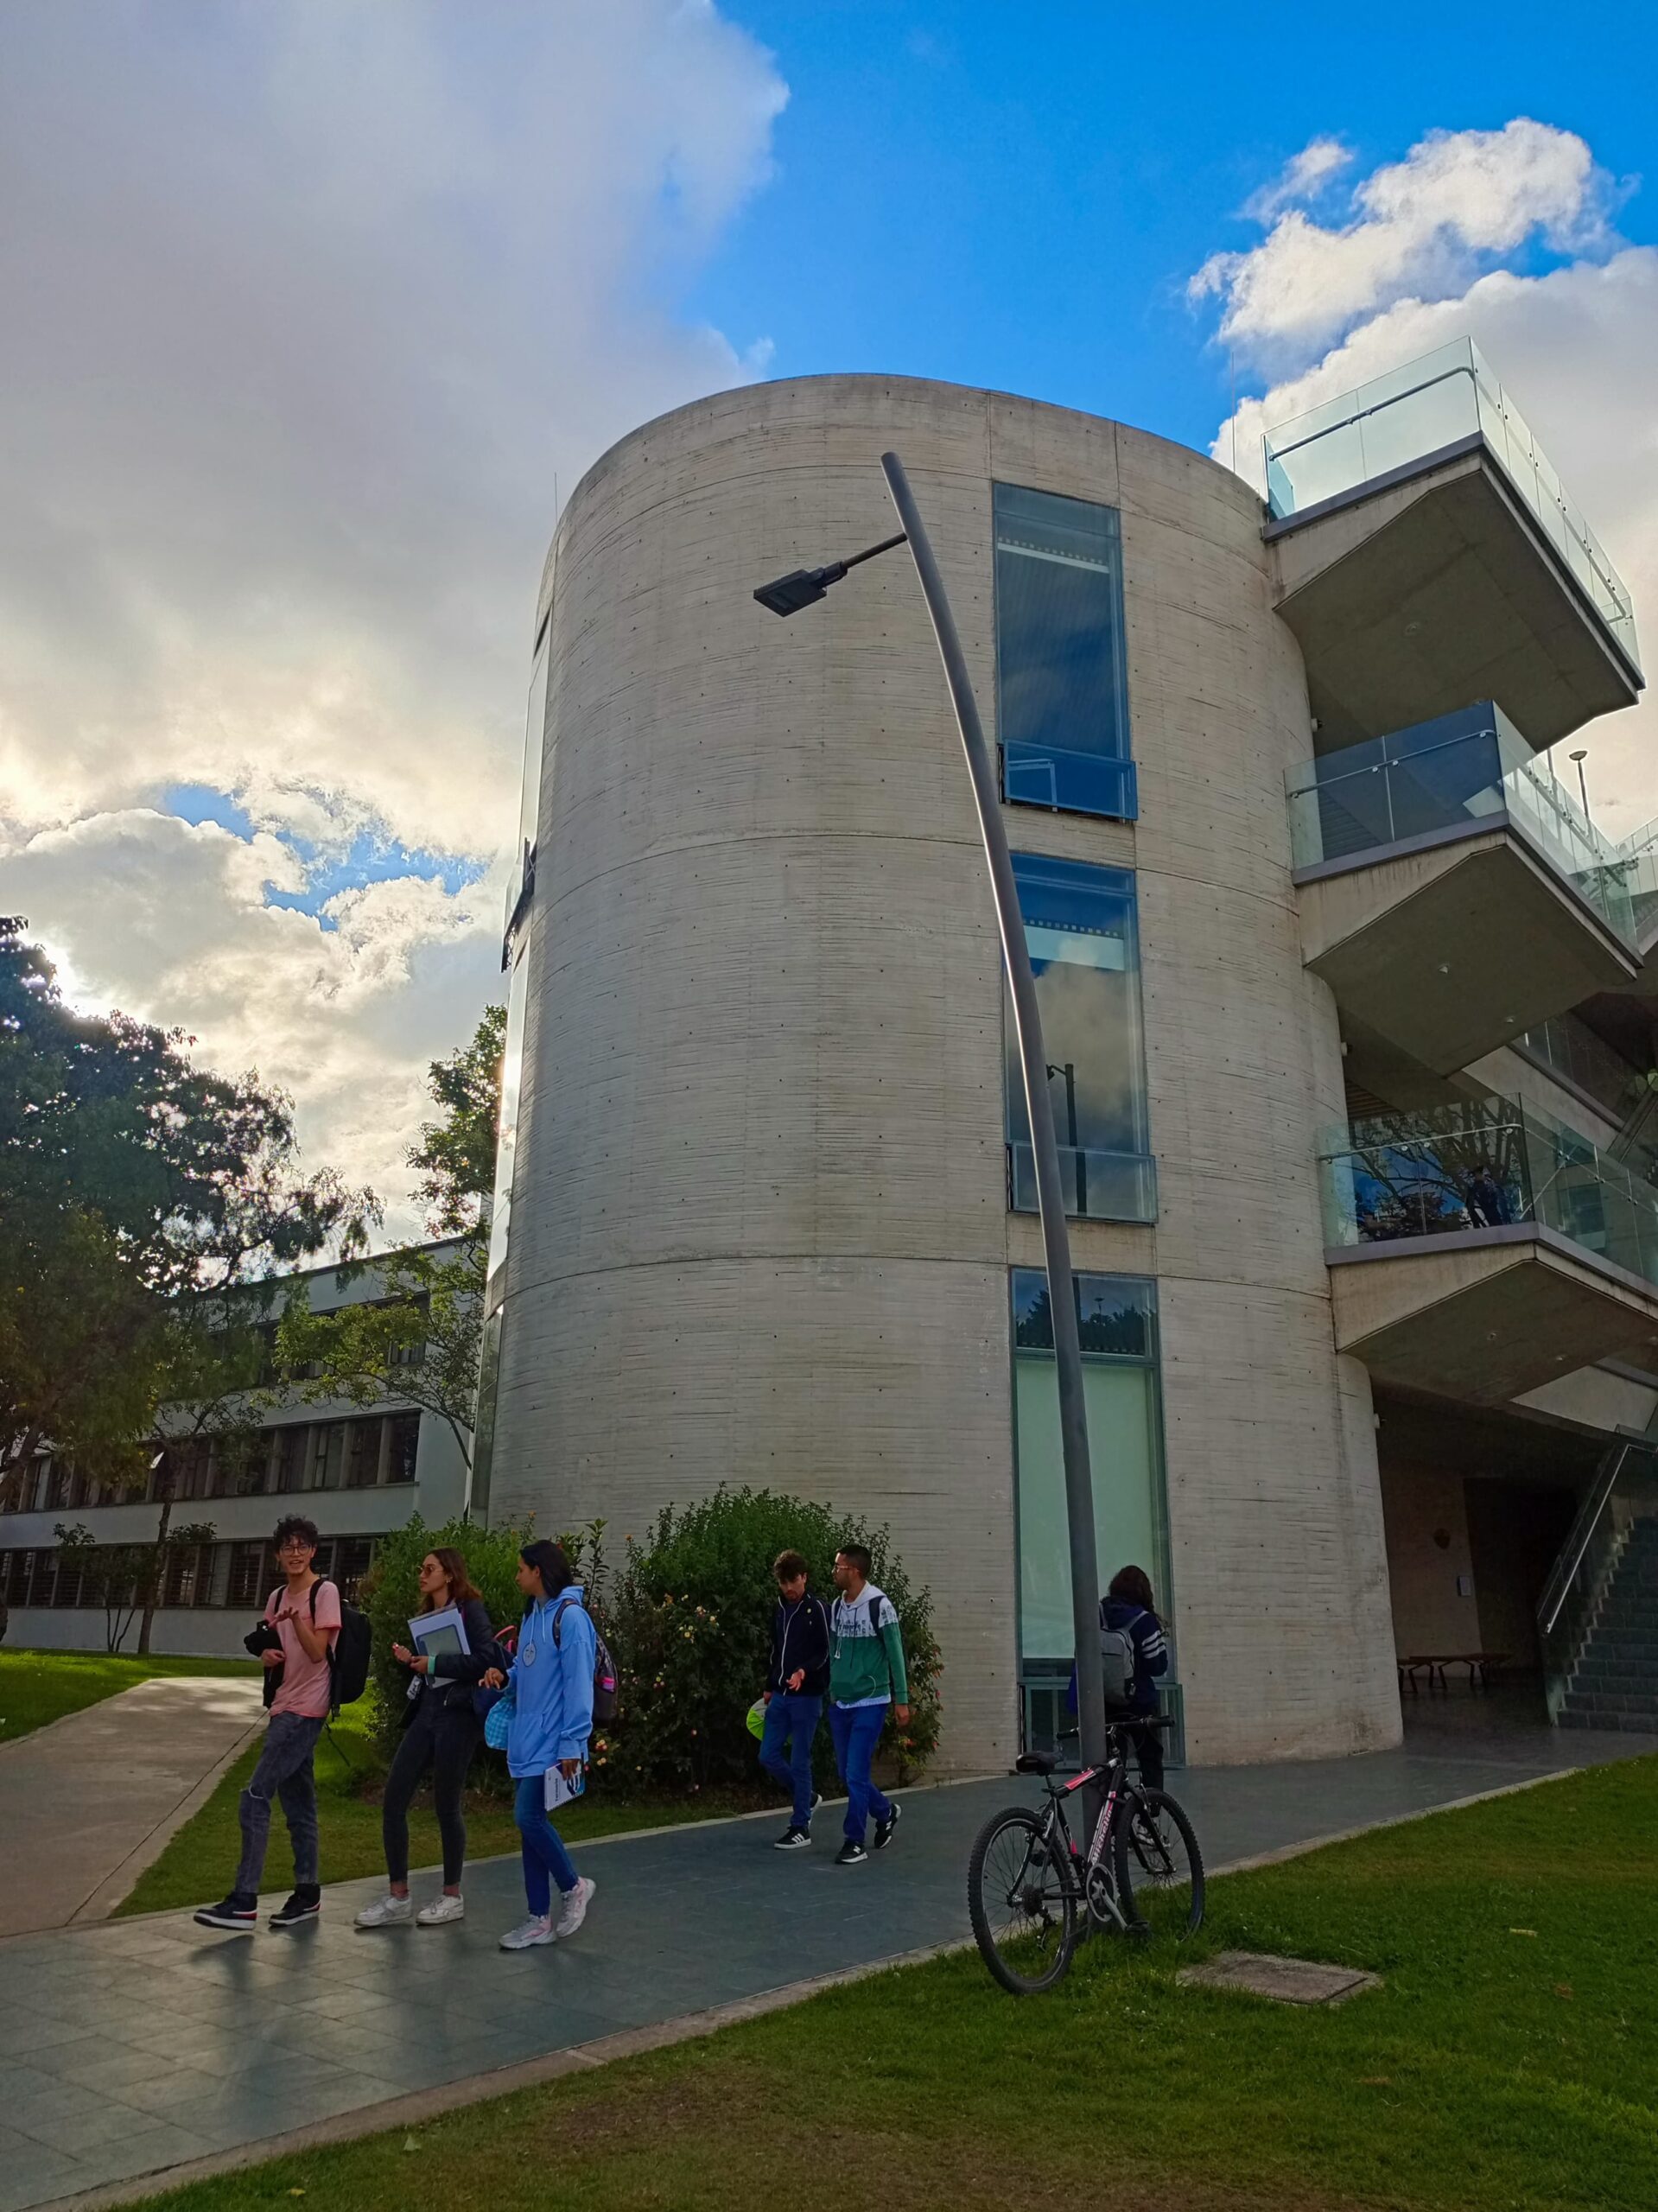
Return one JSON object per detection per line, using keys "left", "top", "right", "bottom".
{"left": 602, "top": 1488, "right": 943, "bottom": 1796}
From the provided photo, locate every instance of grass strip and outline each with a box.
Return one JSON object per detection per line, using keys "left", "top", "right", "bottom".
{"left": 0, "top": 1647, "right": 261, "bottom": 1746}
{"left": 130, "top": 1752, "right": 1658, "bottom": 2212}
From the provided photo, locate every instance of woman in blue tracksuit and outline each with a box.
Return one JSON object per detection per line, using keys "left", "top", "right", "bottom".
{"left": 1067, "top": 1562, "right": 1170, "bottom": 1792}
{"left": 481, "top": 1540, "right": 597, "bottom": 1952}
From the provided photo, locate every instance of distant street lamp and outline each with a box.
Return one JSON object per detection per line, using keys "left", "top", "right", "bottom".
{"left": 1569, "top": 748, "right": 1591, "bottom": 822}
{"left": 753, "top": 451, "right": 1109, "bottom": 1782}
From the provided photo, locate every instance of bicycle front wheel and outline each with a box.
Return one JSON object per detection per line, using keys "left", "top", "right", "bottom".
{"left": 968, "top": 1806, "right": 1079, "bottom": 1995}
{"left": 1113, "top": 1788, "right": 1205, "bottom": 1938}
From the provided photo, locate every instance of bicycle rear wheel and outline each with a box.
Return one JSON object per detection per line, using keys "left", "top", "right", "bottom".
{"left": 968, "top": 1806, "right": 1078, "bottom": 1994}
{"left": 1112, "top": 1788, "right": 1204, "bottom": 1938}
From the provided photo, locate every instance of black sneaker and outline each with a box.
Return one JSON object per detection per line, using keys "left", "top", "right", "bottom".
{"left": 873, "top": 1802, "right": 902, "bottom": 1852}
{"left": 193, "top": 1894, "right": 256, "bottom": 1933}
{"left": 774, "top": 1826, "right": 811, "bottom": 1851}
{"left": 835, "top": 1840, "right": 868, "bottom": 1866}
{"left": 269, "top": 1887, "right": 321, "bottom": 1929}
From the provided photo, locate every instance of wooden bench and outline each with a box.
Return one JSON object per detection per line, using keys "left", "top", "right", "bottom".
{"left": 1398, "top": 1652, "right": 1509, "bottom": 1695}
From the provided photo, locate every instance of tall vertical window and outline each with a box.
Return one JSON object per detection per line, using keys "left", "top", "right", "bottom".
{"left": 485, "top": 939, "right": 530, "bottom": 1317}
{"left": 1011, "top": 1270, "right": 1172, "bottom": 1751}
{"left": 994, "top": 482, "right": 1134, "bottom": 820}
{"left": 503, "top": 621, "right": 549, "bottom": 964}
{"left": 1007, "top": 854, "right": 1155, "bottom": 1223}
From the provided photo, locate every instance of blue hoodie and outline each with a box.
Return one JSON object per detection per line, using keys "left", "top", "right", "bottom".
{"left": 505, "top": 1585, "right": 596, "bottom": 1778}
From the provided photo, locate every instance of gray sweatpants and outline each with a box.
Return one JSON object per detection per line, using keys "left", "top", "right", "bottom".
{"left": 233, "top": 1711, "right": 324, "bottom": 1899}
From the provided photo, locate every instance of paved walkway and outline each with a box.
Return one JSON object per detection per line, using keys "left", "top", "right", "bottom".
{"left": 0, "top": 1677, "right": 264, "bottom": 1939}
{"left": 0, "top": 1717, "right": 1652, "bottom": 2212}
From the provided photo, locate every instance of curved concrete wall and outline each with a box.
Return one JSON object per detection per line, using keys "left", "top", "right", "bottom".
{"left": 490, "top": 374, "right": 1401, "bottom": 1769}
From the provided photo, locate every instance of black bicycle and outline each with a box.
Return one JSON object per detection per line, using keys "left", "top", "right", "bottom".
{"left": 967, "top": 1717, "right": 1204, "bottom": 1994}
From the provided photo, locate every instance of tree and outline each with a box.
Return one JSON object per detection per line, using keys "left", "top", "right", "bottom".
{"left": 273, "top": 1006, "right": 505, "bottom": 1473}
{"left": 0, "top": 916, "right": 377, "bottom": 1509}
{"left": 54, "top": 1517, "right": 218, "bottom": 1655}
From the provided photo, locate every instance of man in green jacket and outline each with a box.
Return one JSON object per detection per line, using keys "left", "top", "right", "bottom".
{"left": 828, "top": 1544, "right": 911, "bottom": 1866}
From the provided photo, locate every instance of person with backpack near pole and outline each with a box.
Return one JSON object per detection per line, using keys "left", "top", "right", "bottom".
{"left": 355, "top": 1546, "right": 500, "bottom": 1929}
{"left": 480, "top": 1540, "right": 600, "bottom": 1951}
{"left": 1067, "top": 1562, "right": 1169, "bottom": 1791}
{"left": 195, "top": 1515, "right": 346, "bottom": 1932}
{"left": 828, "top": 1543, "right": 910, "bottom": 1867}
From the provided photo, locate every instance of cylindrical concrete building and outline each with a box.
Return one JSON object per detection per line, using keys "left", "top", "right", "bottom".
{"left": 479, "top": 372, "right": 1406, "bottom": 1772}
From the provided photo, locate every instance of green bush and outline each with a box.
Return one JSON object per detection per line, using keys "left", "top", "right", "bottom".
{"left": 598, "top": 1488, "right": 943, "bottom": 1798}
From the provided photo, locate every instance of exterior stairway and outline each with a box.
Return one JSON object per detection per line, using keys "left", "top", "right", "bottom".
{"left": 1558, "top": 1516, "right": 1658, "bottom": 1731}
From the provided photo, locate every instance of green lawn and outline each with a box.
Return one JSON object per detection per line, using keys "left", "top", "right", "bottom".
{"left": 0, "top": 1646, "right": 260, "bottom": 1746}
{"left": 135, "top": 1755, "right": 1658, "bottom": 2212}
{"left": 119, "top": 1699, "right": 771, "bottom": 1915}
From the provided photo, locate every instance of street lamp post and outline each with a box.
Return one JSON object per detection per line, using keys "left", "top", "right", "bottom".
{"left": 753, "top": 451, "right": 1109, "bottom": 1783}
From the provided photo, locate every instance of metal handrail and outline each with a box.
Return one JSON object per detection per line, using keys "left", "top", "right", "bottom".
{"left": 1537, "top": 1439, "right": 1641, "bottom": 1636}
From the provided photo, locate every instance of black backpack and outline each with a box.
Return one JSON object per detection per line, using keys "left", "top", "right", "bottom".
{"left": 551, "top": 1595, "right": 618, "bottom": 1726}
{"left": 319, "top": 1580, "right": 373, "bottom": 1712}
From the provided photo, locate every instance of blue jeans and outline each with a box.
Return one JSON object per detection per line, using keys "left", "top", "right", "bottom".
{"left": 233, "top": 1712, "right": 324, "bottom": 1899}
{"left": 759, "top": 1692, "right": 821, "bottom": 1827}
{"left": 514, "top": 1774, "right": 580, "bottom": 1917}
{"left": 829, "top": 1701, "right": 893, "bottom": 1844}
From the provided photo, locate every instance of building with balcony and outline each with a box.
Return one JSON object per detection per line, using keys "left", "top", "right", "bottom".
{"left": 480, "top": 344, "right": 1651, "bottom": 1771}
{"left": 0, "top": 1247, "right": 471, "bottom": 1656}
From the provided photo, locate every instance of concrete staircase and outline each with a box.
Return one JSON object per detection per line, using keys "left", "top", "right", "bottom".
{"left": 1559, "top": 1516, "right": 1658, "bottom": 1731}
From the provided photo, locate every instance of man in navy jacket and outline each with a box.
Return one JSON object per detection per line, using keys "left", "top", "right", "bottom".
{"left": 759, "top": 1549, "right": 830, "bottom": 1849}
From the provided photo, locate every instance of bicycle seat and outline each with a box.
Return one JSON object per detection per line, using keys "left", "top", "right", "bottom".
{"left": 1015, "top": 1751, "right": 1058, "bottom": 1775}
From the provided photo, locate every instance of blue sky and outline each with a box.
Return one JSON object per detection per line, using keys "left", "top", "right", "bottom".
{"left": 696, "top": 1, "right": 1656, "bottom": 446}
{"left": 5, "top": 0, "right": 1655, "bottom": 1220}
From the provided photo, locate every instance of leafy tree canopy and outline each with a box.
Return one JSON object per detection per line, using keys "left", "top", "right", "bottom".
{"left": 273, "top": 1003, "right": 505, "bottom": 1471}
{"left": 0, "top": 915, "right": 377, "bottom": 1496}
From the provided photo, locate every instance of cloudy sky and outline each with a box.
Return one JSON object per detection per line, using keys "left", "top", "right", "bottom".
{"left": 3, "top": 0, "right": 1655, "bottom": 1235}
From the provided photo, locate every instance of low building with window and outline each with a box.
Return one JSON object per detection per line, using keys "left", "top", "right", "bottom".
{"left": 1, "top": 1245, "right": 470, "bottom": 1655}
{"left": 477, "top": 353, "right": 1652, "bottom": 1772}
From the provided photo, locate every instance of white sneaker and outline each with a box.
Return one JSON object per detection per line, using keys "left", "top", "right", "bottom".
{"left": 554, "top": 1876, "right": 595, "bottom": 1939}
{"left": 416, "top": 1893, "right": 465, "bottom": 1926}
{"left": 355, "top": 1893, "right": 415, "bottom": 1929}
{"left": 499, "top": 1914, "right": 555, "bottom": 1951}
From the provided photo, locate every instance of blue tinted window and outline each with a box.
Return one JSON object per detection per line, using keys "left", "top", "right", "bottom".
{"left": 994, "top": 483, "right": 1134, "bottom": 821}
{"left": 1006, "top": 855, "right": 1155, "bottom": 1223}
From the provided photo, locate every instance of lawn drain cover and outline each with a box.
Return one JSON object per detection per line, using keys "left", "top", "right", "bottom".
{"left": 1178, "top": 1951, "right": 1381, "bottom": 2006}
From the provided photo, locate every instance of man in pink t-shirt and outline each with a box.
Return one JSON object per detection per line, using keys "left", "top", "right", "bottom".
{"left": 195, "top": 1515, "right": 340, "bottom": 1934}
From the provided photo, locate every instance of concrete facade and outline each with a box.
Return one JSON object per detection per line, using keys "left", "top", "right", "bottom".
{"left": 487, "top": 375, "right": 1401, "bottom": 1770}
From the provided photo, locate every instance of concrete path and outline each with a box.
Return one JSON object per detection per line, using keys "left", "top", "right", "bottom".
{"left": 0, "top": 1678, "right": 264, "bottom": 1939}
{"left": 0, "top": 1715, "right": 1652, "bottom": 2212}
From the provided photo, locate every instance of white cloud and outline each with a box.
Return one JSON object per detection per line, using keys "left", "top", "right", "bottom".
{"left": 0, "top": 1, "right": 787, "bottom": 1229}
{"left": 1202, "top": 126, "right": 1658, "bottom": 839}
{"left": 1242, "top": 137, "right": 1354, "bottom": 225}
{"left": 1193, "top": 121, "right": 1617, "bottom": 366}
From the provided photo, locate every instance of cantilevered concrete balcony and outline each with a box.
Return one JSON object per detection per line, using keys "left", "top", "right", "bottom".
{"left": 1265, "top": 340, "right": 1642, "bottom": 748}
{"left": 1319, "top": 1095, "right": 1658, "bottom": 1402}
{"left": 1289, "top": 704, "right": 1640, "bottom": 1075}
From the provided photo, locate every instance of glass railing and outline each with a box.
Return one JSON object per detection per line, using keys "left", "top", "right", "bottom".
{"left": 1007, "top": 1141, "right": 1158, "bottom": 1225}
{"left": 1318, "top": 1091, "right": 1658, "bottom": 1289}
{"left": 1616, "top": 815, "right": 1658, "bottom": 944}
{"left": 1515, "top": 1012, "right": 1647, "bottom": 1124}
{"left": 1286, "top": 702, "right": 1637, "bottom": 944}
{"left": 1263, "top": 338, "right": 1640, "bottom": 675}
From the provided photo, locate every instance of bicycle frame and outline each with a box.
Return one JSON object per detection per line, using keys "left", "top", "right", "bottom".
{"left": 1037, "top": 1743, "right": 1135, "bottom": 1932}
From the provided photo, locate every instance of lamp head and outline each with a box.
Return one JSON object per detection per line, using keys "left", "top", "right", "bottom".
{"left": 753, "top": 562, "right": 845, "bottom": 618}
